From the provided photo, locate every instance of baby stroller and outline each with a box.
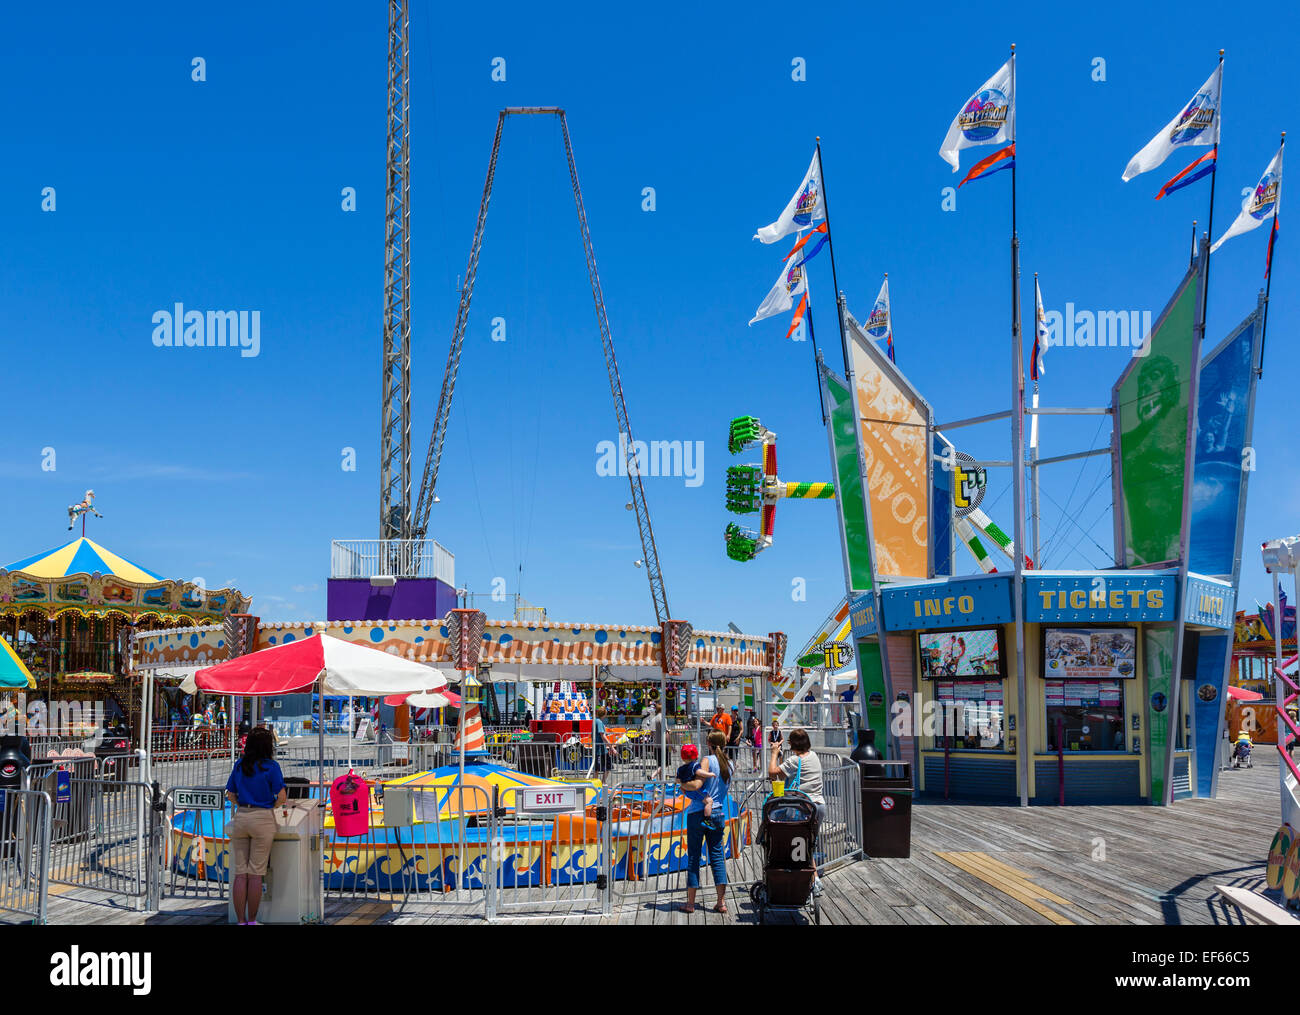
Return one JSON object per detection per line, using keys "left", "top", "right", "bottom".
{"left": 749, "top": 791, "right": 821, "bottom": 925}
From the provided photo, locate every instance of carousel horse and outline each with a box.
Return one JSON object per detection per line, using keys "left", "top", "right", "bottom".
{"left": 67, "top": 490, "right": 103, "bottom": 530}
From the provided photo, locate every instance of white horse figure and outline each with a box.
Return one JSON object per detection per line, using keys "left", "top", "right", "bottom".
{"left": 67, "top": 489, "right": 103, "bottom": 530}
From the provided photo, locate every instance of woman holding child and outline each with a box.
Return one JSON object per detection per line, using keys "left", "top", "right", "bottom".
{"left": 679, "top": 729, "right": 732, "bottom": 914}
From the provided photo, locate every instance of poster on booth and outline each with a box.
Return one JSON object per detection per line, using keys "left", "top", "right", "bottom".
{"left": 1043, "top": 628, "right": 1136, "bottom": 680}
{"left": 918, "top": 629, "right": 1001, "bottom": 678}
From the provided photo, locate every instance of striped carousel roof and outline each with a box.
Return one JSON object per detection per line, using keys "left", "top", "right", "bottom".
{"left": 4, "top": 537, "right": 166, "bottom": 585}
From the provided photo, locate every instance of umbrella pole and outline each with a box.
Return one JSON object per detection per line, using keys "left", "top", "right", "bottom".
{"left": 347, "top": 694, "right": 353, "bottom": 769}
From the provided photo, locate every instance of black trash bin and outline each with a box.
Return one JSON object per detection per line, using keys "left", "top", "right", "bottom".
{"left": 95, "top": 731, "right": 133, "bottom": 789}
{"left": 0, "top": 736, "right": 31, "bottom": 860}
{"left": 856, "top": 759, "right": 913, "bottom": 858}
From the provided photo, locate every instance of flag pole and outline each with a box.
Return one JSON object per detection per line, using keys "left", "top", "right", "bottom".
{"left": 1201, "top": 50, "right": 1224, "bottom": 322}
{"left": 1190, "top": 220, "right": 1198, "bottom": 268}
{"left": 1008, "top": 42, "right": 1030, "bottom": 807}
{"left": 1030, "top": 272, "right": 1041, "bottom": 566}
{"left": 1259, "top": 130, "right": 1285, "bottom": 376}
{"left": 815, "top": 137, "right": 851, "bottom": 374}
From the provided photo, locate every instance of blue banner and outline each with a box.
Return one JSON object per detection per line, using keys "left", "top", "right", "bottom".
{"left": 1025, "top": 573, "right": 1177, "bottom": 624}
{"left": 1189, "top": 310, "right": 1261, "bottom": 576}
{"left": 881, "top": 574, "right": 1013, "bottom": 631}
{"left": 1191, "top": 632, "right": 1231, "bottom": 797}
{"left": 848, "top": 592, "right": 878, "bottom": 639}
{"left": 1183, "top": 575, "right": 1236, "bottom": 629}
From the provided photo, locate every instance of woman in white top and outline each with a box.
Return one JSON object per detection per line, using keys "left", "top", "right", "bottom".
{"left": 767, "top": 726, "right": 826, "bottom": 893}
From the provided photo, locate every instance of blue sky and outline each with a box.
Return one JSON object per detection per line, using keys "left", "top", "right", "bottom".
{"left": 2, "top": 1, "right": 1297, "bottom": 641}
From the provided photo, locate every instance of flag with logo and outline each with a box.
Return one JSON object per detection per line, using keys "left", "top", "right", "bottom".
{"left": 1122, "top": 64, "right": 1221, "bottom": 182}
{"left": 750, "top": 251, "right": 808, "bottom": 325}
{"left": 863, "top": 276, "right": 893, "bottom": 362}
{"left": 939, "top": 57, "right": 1015, "bottom": 173}
{"left": 754, "top": 151, "right": 825, "bottom": 244}
{"left": 1031, "top": 276, "right": 1049, "bottom": 381}
{"left": 1212, "top": 144, "right": 1283, "bottom": 253}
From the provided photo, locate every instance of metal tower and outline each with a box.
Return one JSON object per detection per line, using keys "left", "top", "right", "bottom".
{"left": 410, "top": 108, "right": 671, "bottom": 624}
{"left": 379, "top": 0, "right": 411, "bottom": 541}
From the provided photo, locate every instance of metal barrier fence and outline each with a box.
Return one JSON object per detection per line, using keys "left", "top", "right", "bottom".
{"left": 324, "top": 783, "right": 495, "bottom": 919}
{"left": 160, "top": 786, "right": 230, "bottom": 904}
{"left": 492, "top": 782, "right": 607, "bottom": 918}
{"left": 46, "top": 779, "right": 152, "bottom": 909}
{"left": 0, "top": 788, "right": 51, "bottom": 924}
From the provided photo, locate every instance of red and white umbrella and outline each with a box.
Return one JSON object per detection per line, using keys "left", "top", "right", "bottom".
{"left": 1226, "top": 685, "right": 1264, "bottom": 702}
{"left": 185, "top": 633, "right": 447, "bottom": 697}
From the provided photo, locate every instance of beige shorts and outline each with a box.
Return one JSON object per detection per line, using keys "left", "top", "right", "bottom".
{"left": 229, "top": 806, "right": 277, "bottom": 876}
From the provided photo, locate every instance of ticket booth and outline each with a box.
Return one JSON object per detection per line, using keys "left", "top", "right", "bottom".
{"left": 874, "top": 569, "right": 1236, "bottom": 805}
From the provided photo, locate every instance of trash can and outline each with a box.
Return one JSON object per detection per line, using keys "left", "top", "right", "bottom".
{"left": 856, "top": 759, "right": 913, "bottom": 858}
{"left": 227, "top": 800, "right": 324, "bottom": 924}
{"left": 95, "top": 732, "right": 133, "bottom": 789}
{"left": 0, "top": 736, "right": 31, "bottom": 861}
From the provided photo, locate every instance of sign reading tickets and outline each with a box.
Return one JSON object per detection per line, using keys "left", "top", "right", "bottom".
{"left": 1025, "top": 574, "right": 1176, "bottom": 624}
{"left": 848, "top": 592, "right": 878, "bottom": 640}
{"left": 1043, "top": 627, "right": 1137, "bottom": 680}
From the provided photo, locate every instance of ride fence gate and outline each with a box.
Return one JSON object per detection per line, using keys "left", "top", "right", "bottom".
{"left": 0, "top": 788, "right": 51, "bottom": 924}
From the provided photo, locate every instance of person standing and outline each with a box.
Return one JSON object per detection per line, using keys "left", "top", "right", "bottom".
{"left": 767, "top": 727, "right": 826, "bottom": 894}
{"left": 680, "top": 730, "right": 732, "bottom": 914}
{"left": 726, "top": 707, "right": 742, "bottom": 764}
{"left": 224, "top": 727, "right": 287, "bottom": 925}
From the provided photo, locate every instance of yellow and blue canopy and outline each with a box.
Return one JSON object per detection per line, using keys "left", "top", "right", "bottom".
{"left": 4, "top": 538, "right": 165, "bottom": 586}
{"left": 0, "top": 638, "right": 37, "bottom": 689}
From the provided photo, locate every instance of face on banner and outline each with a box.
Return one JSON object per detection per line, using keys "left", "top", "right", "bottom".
{"left": 849, "top": 332, "right": 929, "bottom": 578}
{"left": 1189, "top": 315, "right": 1258, "bottom": 576}
{"left": 1115, "top": 271, "right": 1200, "bottom": 567}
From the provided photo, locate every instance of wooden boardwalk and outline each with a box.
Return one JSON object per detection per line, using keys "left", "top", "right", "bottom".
{"left": 20, "top": 753, "right": 1283, "bottom": 926}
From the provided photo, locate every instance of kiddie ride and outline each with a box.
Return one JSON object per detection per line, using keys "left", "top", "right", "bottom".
{"left": 167, "top": 760, "right": 752, "bottom": 892}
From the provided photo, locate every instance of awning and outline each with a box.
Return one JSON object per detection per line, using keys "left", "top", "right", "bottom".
{"left": 194, "top": 633, "right": 449, "bottom": 697}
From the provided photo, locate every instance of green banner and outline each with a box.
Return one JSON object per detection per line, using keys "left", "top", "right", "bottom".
{"left": 1144, "top": 627, "right": 1175, "bottom": 804}
{"left": 824, "top": 366, "right": 888, "bottom": 754}
{"left": 856, "top": 639, "right": 888, "bottom": 751}
{"left": 1114, "top": 268, "right": 1201, "bottom": 567}
{"left": 823, "top": 369, "right": 875, "bottom": 591}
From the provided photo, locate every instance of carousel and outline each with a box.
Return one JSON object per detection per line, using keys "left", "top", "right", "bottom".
{"left": 0, "top": 494, "right": 251, "bottom": 733}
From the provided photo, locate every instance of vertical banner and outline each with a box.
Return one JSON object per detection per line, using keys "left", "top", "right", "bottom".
{"left": 1192, "top": 633, "right": 1231, "bottom": 796}
{"left": 1189, "top": 307, "right": 1263, "bottom": 576}
{"left": 857, "top": 640, "right": 888, "bottom": 749}
{"left": 1145, "top": 627, "right": 1176, "bottom": 803}
{"left": 822, "top": 365, "right": 876, "bottom": 592}
{"left": 821, "top": 361, "right": 887, "bottom": 753}
{"left": 844, "top": 312, "right": 933, "bottom": 579}
{"left": 1112, "top": 264, "right": 1202, "bottom": 567}
{"left": 932, "top": 432, "right": 956, "bottom": 577}
{"left": 1188, "top": 301, "right": 1264, "bottom": 797}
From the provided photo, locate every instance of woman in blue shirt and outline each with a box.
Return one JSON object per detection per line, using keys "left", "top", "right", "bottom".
{"left": 680, "top": 730, "right": 732, "bottom": 914}
{"left": 224, "top": 727, "right": 286, "bottom": 925}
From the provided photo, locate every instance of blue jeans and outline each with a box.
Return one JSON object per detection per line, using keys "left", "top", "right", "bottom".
{"left": 686, "top": 809, "right": 728, "bottom": 889}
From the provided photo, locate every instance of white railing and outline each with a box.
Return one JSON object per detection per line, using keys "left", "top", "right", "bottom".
{"left": 330, "top": 539, "right": 455, "bottom": 584}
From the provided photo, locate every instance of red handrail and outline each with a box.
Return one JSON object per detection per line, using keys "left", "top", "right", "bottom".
{"left": 1274, "top": 654, "right": 1300, "bottom": 784}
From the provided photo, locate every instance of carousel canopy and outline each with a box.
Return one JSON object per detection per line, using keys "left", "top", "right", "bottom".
{"left": 5, "top": 538, "right": 164, "bottom": 585}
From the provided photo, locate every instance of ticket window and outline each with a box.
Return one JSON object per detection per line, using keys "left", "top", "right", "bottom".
{"left": 930, "top": 681, "right": 1006, "bottom": 751}
{"left": 1045, "top": 680, "right": 1126, "bottom": 752}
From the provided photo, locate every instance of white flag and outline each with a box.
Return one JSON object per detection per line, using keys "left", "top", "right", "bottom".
{"left": 863, "top": 277, "right": 891, "bottom": 344}
{"left": 1122, "top": 64, "right": 1221, "bottom": 182}
{"left": 749, "top": 251, "right": 807, "bottom": 325}
{"left": 1033, "top": 276, "right": 1049, "bottom": 380}
{"left": 939, "top": 57, "right": 1015, "bottom": 173}
{"left": 754, "top": 151, "right": 824, "bottom": 244}
{"left": 1211, "top": 144, "right": 1283, "bottom": 253}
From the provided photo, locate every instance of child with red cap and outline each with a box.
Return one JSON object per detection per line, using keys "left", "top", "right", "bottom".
{"left": 676, "top": 744, "right": 718, "bottom": 829}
